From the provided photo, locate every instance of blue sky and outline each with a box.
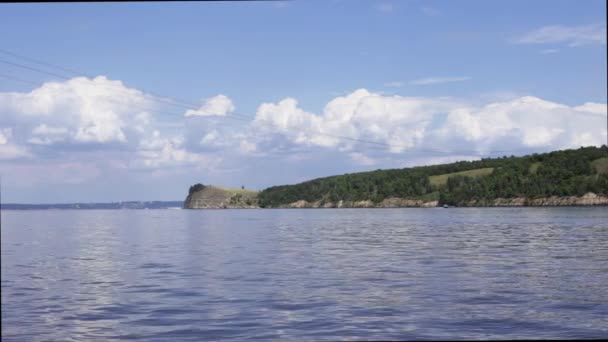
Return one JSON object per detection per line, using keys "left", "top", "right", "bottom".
{"left": 0, "top": 0, "right": 606, "bottom": 203}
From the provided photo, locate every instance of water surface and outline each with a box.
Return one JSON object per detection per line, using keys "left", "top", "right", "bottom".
{"left": 2, "top": 208, "right": 608, "bottom": 340}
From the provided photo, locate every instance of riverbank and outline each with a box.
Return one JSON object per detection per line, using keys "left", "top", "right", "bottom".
{"left": 184, "top": 192, "right": 608, "bottom": 208}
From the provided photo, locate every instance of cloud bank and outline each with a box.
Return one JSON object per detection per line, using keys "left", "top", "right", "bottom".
{"left": 249, "top": 89, "right": 607, "bottom": 160}
{"left": 0, "top": 78, "right": 605, "bottom": 189}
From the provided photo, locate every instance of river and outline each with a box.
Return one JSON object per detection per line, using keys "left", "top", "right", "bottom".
{"left": 2, "top": 208, "right": 607, "bottom": 340}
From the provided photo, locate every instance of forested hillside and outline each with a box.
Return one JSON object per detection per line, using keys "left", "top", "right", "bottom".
{"left": 258, "top": 146, "right": 608, "bottom": 207}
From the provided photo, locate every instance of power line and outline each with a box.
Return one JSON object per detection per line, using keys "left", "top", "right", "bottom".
{"left": 0, "top": 72, "right": 41, "bottom": 86}
{"left": 0, "top": 59, "right": 71, "bottom": 81}
{"left": 0, "top": 49, "right": 211, "bottom": 110}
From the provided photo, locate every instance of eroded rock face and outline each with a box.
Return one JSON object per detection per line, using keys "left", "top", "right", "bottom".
{"left": 284, "top": 198, "right": 439, "bottom": 208}
{"left": 462, "top": 193, "right": 608, "bottom": 207}
{"left": 527, "top": 192, "right": 608, "bottom": 206}
{"left": 184, "top": 186, "right": 259, "bottom": 209}
{"left": 286, "top": 200, "right": 311, "bottom": 208}
{"left": 380, "top": 197, "right": 438, "bottom": 208}
{"left": 281, "top": 193, "right": 608, "bottom": 208}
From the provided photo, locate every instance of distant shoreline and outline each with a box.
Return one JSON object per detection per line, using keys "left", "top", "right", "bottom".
{"left": 3, "top": 204, "right": 607, "bottom": 211}
{"left": 1, "top": 201, "right": 183, "bottom": 210}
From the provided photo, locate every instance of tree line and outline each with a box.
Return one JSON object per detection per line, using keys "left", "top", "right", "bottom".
{"left": 257, "top": 145, "right": 608, "bottom": 207}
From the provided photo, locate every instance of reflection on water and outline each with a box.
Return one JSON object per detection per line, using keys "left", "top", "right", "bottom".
{"left": 2, "top": 208, "right": 608, "bottom": 340}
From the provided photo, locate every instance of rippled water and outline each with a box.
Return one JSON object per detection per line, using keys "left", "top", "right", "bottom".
{"left": 2, "top": 208, "right": 608, "bottom": 340}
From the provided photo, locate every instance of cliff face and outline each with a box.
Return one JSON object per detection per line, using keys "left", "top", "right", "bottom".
{"left": 282, "top": 197, "right": 438, "bottom": 208}
{"left": 184, "top": 186, "right": 259, "bottom": 209}
{"left": 463, "top": 192, "right": 608, "bottom": 207}
{"left": 280, "top": 192, "right": 608, "bottom": 208}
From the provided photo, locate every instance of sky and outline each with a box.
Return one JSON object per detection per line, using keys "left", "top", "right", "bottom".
{"left": 0, "top": 0, "right": 606, "bottom": 203}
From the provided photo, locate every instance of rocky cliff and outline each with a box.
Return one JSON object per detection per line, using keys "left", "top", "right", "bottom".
{"left": 282, "top": 198, "right": 439, "bottom": 208}
{"left": 280, "top": 192, "right": 607, "bottom": 208}
{"left": 463, "top": 192, "right": 608, "bottom": 207}
{"left": 184, "top": 185, "right": 259, "bottom": 209}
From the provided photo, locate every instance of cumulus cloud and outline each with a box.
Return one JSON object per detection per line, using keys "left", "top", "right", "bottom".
{"left": 410, "top": 76, "right": 472, "bottom": 85}
{"left": 516, "top": 23, "right": 607, "bottom": 46}
{"left": 433, "top": 96, "right": 607, "bottom": 153}
{"left": 0, "top": 76, "right": 224, "bottom": 171}
{"left": 0, "top": 76, "right": 153, "bottom": 146}
{"left": 249, "top": 89, "right": 607, "bottom": 156}
{"left": 184, "top": 95, "right": 235, "bottom": 117}
{"left": 252, "top": 89, "right": 454, "bottom": 153}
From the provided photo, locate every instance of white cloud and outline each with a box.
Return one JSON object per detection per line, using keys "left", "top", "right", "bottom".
{"left": 574, "top": 102, "right": 608, "bottom": 115}
{"left": 252, "top": 89, "right": 453, "bottom": 153}
{"left": 0, "top": 76, "right": 225, "bottom": 171}
{"left": 411, "top": 76, "right": 472, "bottom": 85}
{"left": 516, "top": 23, "right": 606, "bottom": 46}
{"left": 0, "top": 76, "right": 153, "bottom": 145}
{"left": 1, "top": 76, "right": 606, "bottom": 196}
{"left": 249, "top": 90, "right": 607, "bottom": 156}
{"left": 434, "top": 96, "right": 607, "bottom": 152}
{"left": 184, "top": 94, "right": 235, "bottom": 117}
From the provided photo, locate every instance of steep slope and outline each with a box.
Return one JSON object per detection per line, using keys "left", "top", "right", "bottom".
{"left": 184, "top": 184, "right": 259, "bottom": 209}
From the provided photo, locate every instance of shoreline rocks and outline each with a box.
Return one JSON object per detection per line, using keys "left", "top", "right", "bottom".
{"left": 280, "top": 192, "right": 608, "bottom": 208}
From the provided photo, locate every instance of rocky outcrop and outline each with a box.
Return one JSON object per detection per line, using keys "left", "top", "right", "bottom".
{"left": 379, "top": 197, "right": 438, "bottom": 208}
{"left": 463, "top": 192, "right": 608, "bottom": 207}
{"left": 184, "top": 185, "right": 259, "bottom": 209}
{"left": 280, "top": 192, "right": 608, "bottom": 208}
{"left": 282, "top": 197, "right": 439, "bottom": 208}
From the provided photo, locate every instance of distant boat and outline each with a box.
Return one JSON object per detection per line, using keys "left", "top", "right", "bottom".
{"left": 443, "top": 204, "right": 449, "bottom": 208}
